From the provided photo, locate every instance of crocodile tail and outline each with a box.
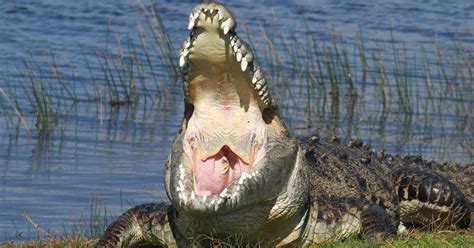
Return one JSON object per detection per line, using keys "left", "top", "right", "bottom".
{"left": 392, "top": 164, "right": 471, "bottom": 229}
{"left": 394, "top": 155, "right": 473, "bottom": 203}
{"left": 95, "top": 203, "right": 178, "bottom": 247}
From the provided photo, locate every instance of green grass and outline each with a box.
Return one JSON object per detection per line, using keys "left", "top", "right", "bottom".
{"left": 1, "top": 231, "right": 473, "bottom": 247}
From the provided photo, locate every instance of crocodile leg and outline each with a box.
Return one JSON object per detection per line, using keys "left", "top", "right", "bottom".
{"left": 95, "top": 203, "right": 180, "bottom": 247}
{"left": 392, "top": 165, "right": 471, "bottom": 229}
{"left": 301, "top": 197, "right": 396, "bottom": 245}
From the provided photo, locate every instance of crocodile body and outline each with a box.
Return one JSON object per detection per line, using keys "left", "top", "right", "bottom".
{"left": 96, "top": 2, "right": 472, "bottom": 247}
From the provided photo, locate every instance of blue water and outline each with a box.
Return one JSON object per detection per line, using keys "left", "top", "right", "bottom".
{"left": 0, "top": 0, "right": 472, "bottom": 242}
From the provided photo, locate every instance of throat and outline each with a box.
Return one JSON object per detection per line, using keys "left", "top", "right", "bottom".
{"left": 183, "top": 99, "right": 268, "bottom": 196}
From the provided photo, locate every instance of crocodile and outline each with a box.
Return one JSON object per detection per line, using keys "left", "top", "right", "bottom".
{"left": 96, "top": 2, "right": 472, "bottom": 247}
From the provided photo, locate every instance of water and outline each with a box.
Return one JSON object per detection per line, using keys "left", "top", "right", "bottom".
{"left": 0, "top": 0, "right": 472, "bottom": 242}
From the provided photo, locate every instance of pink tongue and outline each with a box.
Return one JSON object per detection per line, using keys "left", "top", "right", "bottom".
{"left": 193, "top": 147, "right": 247, "bottom": 196}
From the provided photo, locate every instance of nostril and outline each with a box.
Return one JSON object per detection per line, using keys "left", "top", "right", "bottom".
{"left": 222, "top": 145, "right": 230, "bottom": 156}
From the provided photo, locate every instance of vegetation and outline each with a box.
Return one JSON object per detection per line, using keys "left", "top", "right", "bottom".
{"left": 0, "top": 0, "right": 472, "bottom": 246}
{"left": 1, "top": 231, "right": 473, "bottom": 247}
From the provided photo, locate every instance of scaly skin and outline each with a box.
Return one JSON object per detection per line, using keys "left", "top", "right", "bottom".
{"left": 96, "top": 2, "right": 472, "bottom": 247}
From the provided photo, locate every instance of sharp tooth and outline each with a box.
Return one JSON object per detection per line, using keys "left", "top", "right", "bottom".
{"left": 241, "top": 60, "right": 248, "bottom": 71}
{"left": 256, "top": 82, "right": 262, "bottom": 90}
{"left": 204, "top": 8, "right": 209, "bottom": 13}
{"left": 244, "top": 53, "right": 253, "bottom": 62}
{"left": 236, "top": 185, "right": 241, "bottom": 192}
{"left": 238, "top": 176, "right": 244, "bottom": 185}
{"left": 202, "top": 195, "right": 207, "bottom": 202}
{"left": 214, "top": 204, "right": 219, "bottom": 211}
{"left": 233, "top": 45, "right": 238, "bottom": 53}
{"left": 217, "top": 199, "right": 224, "bottom": 205}
{"left": 235, "top": 39, "right": 242, "bottom": 48}
{"left": 188, "top": 20, "right": 195, "bottom": 30}
{"left": 210, "top": 9, "right": 214, "bottom": 14}
{"left": 181, "top": 192, "right": 188, "bottom": 202}
{"left": 210, "top": 199, "right": 215, "bottom": 205}
{"left": 191, "top": 191, "right": 196, "bottom": 200}
{"left": 183, "top": 36, "right": 192, "bottom": 49}
{"left": 220, "top": 188, "right": 228, "bottom": 198}
{"left": 218, "top": 13, "right": 224, "bottom": 21}
{"left": 223, "top": 25, "right": 230, "bottom": 35}
{"left": 261, "top": 91, "right": 270, "bottom": 102}
{"left": 182, "top": 49, "right": 189, "bottom": 57}
{"left": 236, "top": 52, "right": 242, "bottom": 62}
{"left": 179, "top": 56, "right": 186, "bottom": 67}
{"left": 252, "top": 70, "right": 262, "bottom": 84}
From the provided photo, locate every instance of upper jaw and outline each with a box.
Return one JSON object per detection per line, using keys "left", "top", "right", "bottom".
{"left": 179, "top": 2, "right": 274, "bottom": 107}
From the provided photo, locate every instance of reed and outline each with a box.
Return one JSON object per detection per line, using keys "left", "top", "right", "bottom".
{"left": 0, "top": 1, "right": 471, "bottom": 162}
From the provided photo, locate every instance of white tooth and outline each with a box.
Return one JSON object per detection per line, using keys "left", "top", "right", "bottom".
{"left": 238, "top": 176, "right": 244, "bottom": 185}
{"left": 253, "top": 70, "right": 262, "bottom": 84}
{"left": 202, "top": 195, "right": 207, "bottom": 202}
{"left": 233, "top": 45, "right": 238, "bottom": 53}
{"left": 179, "top": 56, "right": 186, "bottom": 67}
{"left": 188, "top": 21, "right": 195, "bottom": 30}
{"left": 214, "top": 204, "right": 219, "bottom": 211}
{"left": 210, "top": 9, "right": 214, "bottom": 14}
{"left": 218, "top": 13, "right": 223, "bottom": 21}
{"left": 240, "top": 60, "right": 248, "bottom": 71}
{"left": 217, "top": 199, "right": 224, "bottom": 205}
{"left": 210, "top": 199, "right": 215, "bottom": 205}
{"left": 223, "top": 25, "right": 230, "bottom": 35}
{"left": 220, "top": 188, "right": 228, "bottom": 198}
{"left": 232, "top": 192, "right": 238, "bottom": 199}
{"left": 181, "top": 192, "right": 188, "bottom": 202}
{"left": 179, "top": 181, "right": 185, "bottom": 190}
{"left": 204, "top": 8, "right": 209, "bottom": 13}
{"left": 236, "top": 185, "right": 241, "bottom": 192}
{"left": 191, "top": 191, "right": 196, "bottom": 200}
{"left": 236, "top": 52, "right": 242, "bottom": 62}
{"left": 235, "top": 39, "right": 242, "bottom": 48}
{"left": 262, "top": 91, "right": 270, "bottom": 101}
{"left": 256, "top": 82, "right": 262, "bottom": 90}
{"left": 244, "top": 53, "right": 253, "bottom": 62}
{"left": 182, "top": 49, "right": 189, "bottom": 57}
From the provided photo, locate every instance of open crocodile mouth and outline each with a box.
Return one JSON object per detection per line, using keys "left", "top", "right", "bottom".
{"left": 177, "top": 2, "right": 275, "bottom": 203}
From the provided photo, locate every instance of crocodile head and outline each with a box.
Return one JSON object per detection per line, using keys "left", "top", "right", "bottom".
{"left": 165, "top": 2, "right": 308, "bottom": 242}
